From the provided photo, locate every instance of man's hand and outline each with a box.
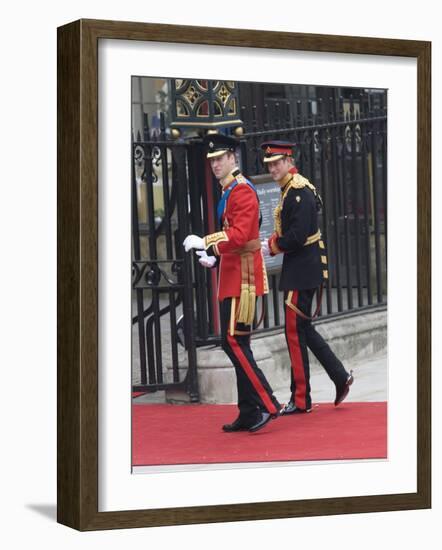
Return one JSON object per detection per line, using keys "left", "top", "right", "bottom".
{"left": 196, "top": 250, "right": 216, "bottom": 268}
{"left": 261, "top": 239, "right": 270, "bottom": 258}
{"left": 183, "top": 235, "right": 205, "bottom": 252}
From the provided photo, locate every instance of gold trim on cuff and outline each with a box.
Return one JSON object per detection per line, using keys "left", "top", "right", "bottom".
{"left": 304, "top": 230, "right": 321, "bottom": 246}
{"left": 204, "top": 231, "right": 229, "bottom": 249}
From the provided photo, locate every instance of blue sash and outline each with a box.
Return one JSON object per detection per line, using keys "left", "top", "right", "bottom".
{"left": 217, "top": 179, "right": 258, "bottom": 224}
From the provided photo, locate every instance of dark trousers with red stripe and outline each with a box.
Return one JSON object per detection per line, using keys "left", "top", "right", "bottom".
{"left": 220, "top": 298, "right": 280, "bottom": 425}
{"left": 284, "top": 288, "right": 349, "bottom": 410}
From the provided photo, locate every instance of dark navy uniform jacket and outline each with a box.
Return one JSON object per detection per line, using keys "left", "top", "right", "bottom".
{"left": 268, "top": 174, "right": 327, "bottom": 291}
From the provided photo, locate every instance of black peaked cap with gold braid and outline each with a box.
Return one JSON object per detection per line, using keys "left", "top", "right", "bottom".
{"left": 203, "top": 133, "right": 239, "bottom": 159}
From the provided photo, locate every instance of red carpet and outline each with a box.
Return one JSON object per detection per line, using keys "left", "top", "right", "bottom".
{"left": 132, "top": 402, "right": 387, "bottom": 466}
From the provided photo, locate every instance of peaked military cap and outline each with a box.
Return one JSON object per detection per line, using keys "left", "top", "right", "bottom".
{"left": 261, "top": 140, "right": 295, "bottom": 163}
{"left": 204, "top": 133, "right": 239, "bottom": 159}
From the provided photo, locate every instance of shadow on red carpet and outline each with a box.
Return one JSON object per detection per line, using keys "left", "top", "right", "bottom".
{"left": 132, "top": 402, "right": 387, "bottom": 467}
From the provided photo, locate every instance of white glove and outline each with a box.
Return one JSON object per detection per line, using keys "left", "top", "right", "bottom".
{"left": 196, "top": 250, "right": 216, "bottom": 268}
{"left": 183, "top": 234, "right": 205, "bottom": 252}
{"left": 261, "top": 239, "right": 270, "bottom": 258}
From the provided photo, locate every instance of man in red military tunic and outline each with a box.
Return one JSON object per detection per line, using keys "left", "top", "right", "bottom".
{"left": 260, "top": 141, "right": 353, "bottom": 414}
{"left": 183, "top": 134, "right": 280, "bottom": 433}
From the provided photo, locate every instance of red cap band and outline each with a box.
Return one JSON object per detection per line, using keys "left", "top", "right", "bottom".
{"left": 265, "top": 146, "right": 292, "bottom": 155}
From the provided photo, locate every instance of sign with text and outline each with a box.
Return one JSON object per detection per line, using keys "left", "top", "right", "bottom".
{"left": 254, "top": 176, "right": 283, "bottom": 273}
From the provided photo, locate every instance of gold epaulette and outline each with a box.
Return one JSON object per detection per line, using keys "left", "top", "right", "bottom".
{"left": 221, "top": 170, "right": 248, "bottom": 188}
{"left": 291, "top": 173, "right": 308, "bottom": 189}
{"left": 234, "top": 173, "right": 248, "bottom": 185}
{"left": 292, "top": 173, "right": 319, "bottom": 195}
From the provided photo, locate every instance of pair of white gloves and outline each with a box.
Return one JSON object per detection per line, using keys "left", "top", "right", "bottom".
{"left": 182, "top": 235, "right": 270, "bottom": 269}
{"left": 182, "top": 235, "right": 216, "bottom": 268}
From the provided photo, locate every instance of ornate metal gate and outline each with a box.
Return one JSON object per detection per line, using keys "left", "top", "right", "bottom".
{"left": 131, "top": 117, "right": 203, "bottom": 401}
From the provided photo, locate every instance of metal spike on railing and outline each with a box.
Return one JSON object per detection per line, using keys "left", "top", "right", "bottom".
{"left": 160, "top": 112, "right": 166, "bottom": 139}
{"left": 241, "top": 105, "right": 247, "bottom": 132}
{"left": 349, "top": 94, "right": 355, "bottom": 121}
{"left": 328, "top": 96, "right": 335, "bottom": 123}
{"left": 285, "top": 101, "right": 291, "bottom": 127}
{"left": 275, "top": 102, "right": 281, "bottom": 129}
{"left": 307, "top": 100, "right": 312, "bottom": 125}
{"left": 359, "top": 91, "right": 366, "bottom": 118}
{"left": 317, "top": 98, "right": 323, "bottom": 125}
{"left": 262, "top": 104, "right": 268, "bottom": 131}
{"left": 296, "top": 100, "right": 302, "bottom": 126}
{"left": 339, "top": 96, "right": 345, "bottom": 122}
{"left": 143, "top": 112, "right": 149, "bottom": 141}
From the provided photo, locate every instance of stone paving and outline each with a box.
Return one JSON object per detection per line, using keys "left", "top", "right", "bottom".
{"left": 274, "top": 350, "right": 387, "bottom": 406}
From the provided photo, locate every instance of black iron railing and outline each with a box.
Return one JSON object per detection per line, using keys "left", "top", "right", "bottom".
{"left": 131, "top": 115, "right": 199, "bottom": 400}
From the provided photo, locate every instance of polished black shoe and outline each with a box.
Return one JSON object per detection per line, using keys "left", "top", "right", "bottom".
{"left": 280, "top": 400, "right": 312, "bottom": 415}
{"left": 222, "top": 418, "right": 250, "bottom": 432}
{"left": 334, "top": 370, "right": 354, "bottom": 406}
{"left": 248, "top": 411, "right": 278, "bottom": 433}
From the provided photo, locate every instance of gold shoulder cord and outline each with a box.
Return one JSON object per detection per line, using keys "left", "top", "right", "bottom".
{"left": 273, "top": 174, "right": 319, "bottom": 236}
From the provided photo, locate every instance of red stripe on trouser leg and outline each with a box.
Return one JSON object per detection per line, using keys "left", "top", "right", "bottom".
{"left": 227, "top": 333, "right": 277, "bottom": 415}
{"left": 286, "top": 291, "right": 307, "bottom": 410}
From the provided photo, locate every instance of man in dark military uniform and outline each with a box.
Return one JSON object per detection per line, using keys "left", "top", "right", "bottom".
{"left": 183, "top": 134, "right": 280, "bottom": 432}
{"left": 260, "top": 140, "right": 354, "bottom": 414}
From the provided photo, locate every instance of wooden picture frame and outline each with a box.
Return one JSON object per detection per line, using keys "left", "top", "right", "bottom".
{"left": 57, "top": 18, "right": 431, "bottom": 531}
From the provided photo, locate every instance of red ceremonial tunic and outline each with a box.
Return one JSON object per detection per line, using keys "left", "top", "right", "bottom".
{"left": 204, "top": 175, "right": 268, "bottom": 301}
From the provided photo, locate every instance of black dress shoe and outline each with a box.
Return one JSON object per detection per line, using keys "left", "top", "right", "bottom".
{"left": 280, "top": 399, "right": 312, "bottom": 415}
{"left": 222, "top": 418, "right": 250, "bottom": 432}
{"left": 334, "top": 370, "right": 354, "bottom": 406}
{"left": 248, "top": 411, "right": 278, "bottom": 433}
